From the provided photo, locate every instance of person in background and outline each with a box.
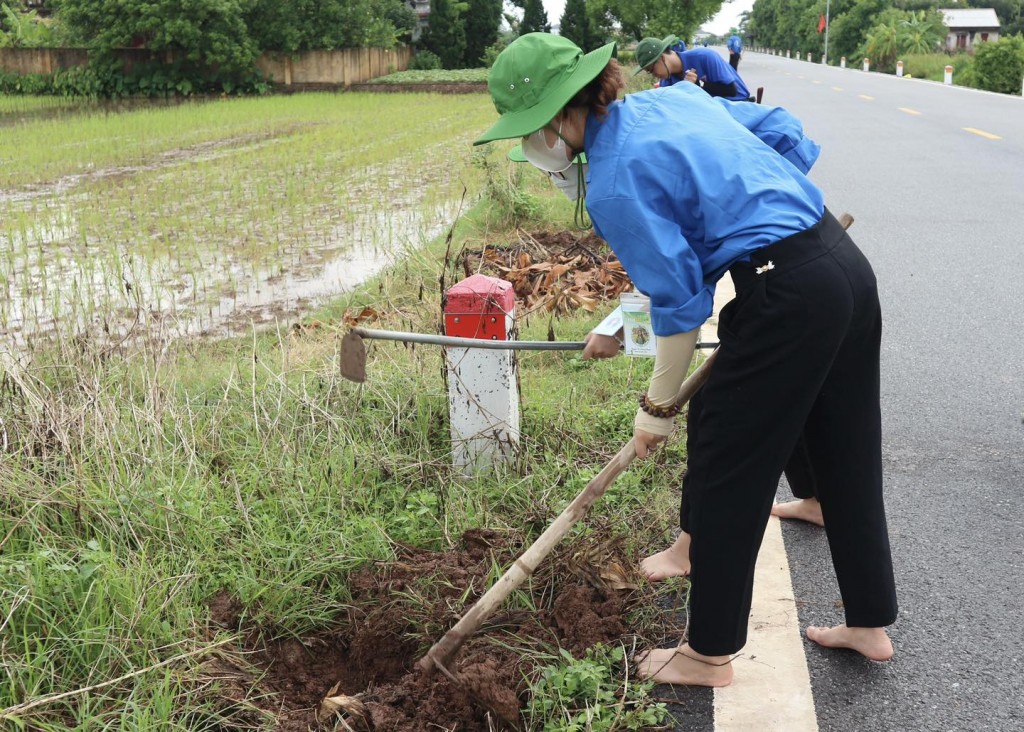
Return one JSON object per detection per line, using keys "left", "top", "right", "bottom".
{"left": 476, "top": 33, "right": 898, "bottom": 687}
{"left": 635, "top": 35, "right": 752, "bottom": 102}
{"left": 727, "top": 33, "right": 743, "bottom": 70}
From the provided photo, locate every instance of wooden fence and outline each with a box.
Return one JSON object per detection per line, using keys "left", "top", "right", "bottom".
{"left": 0, "top": 46, "right": 412, "bottom": 88}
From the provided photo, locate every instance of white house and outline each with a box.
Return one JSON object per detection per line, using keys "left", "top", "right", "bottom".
{"left": 940, "top": 8, "right": 1000, "bottom": 51}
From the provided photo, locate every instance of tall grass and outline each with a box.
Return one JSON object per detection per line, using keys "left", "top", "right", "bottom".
{"left": 1, "top": 92, "right": 682, "bottom": 729}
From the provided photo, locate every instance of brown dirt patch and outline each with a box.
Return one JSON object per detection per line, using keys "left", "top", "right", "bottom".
{"left": 460, "top": 230, "right": 634, "bottom": 316}
{"left": 209, "top": 528, "right": 649, "bottom": 730}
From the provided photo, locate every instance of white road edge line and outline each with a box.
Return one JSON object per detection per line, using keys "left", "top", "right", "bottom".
{"left": 700, "top": 275, "right": 818, "bottom": 732}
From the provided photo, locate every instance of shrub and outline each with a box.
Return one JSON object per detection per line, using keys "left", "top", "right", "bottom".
{"left": 971, "top": 35, "right": 1024, "bottom": 94}
{"left": 409, "top": 49, "right": 442, "bottom": 70}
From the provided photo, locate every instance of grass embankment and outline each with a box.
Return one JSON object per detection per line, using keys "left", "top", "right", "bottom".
{"left": 1, "top": 92, "right": 684, "bottom": 729}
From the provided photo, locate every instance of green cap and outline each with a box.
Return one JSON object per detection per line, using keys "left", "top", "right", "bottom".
{"left": 634, "top": 35, "right": 678, "bottom": 75}
{"left": 475, "top": 33, "right": 616, "bottom": 146}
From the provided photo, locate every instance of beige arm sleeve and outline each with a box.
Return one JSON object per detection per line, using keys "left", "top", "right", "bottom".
{"left": 633, "top": 328, "right": 700, "bottom": 437}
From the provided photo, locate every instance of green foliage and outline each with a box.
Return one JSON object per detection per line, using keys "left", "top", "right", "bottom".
{"left": 902, "top": 51, "right": 959, "bottom": 80}
{"left": 472, "top": 147, "right": 543, "bottom": 228}
{"left": 369, "top": 67, "right": 488, "bottom": 82}
{"left": 862, "top": 10, "right": 903, "bottom": 71}
{"left": 463, "top": 0, "right": 503, "bottom": 66}
{"left": 750, "top": 0, "right": 887, "bottom": 62}
{"left": 0, "top": 57, "right": 270, "bottom": 97}
{"left": 599, "top": 0, "right": 721, "bottom": 43}
{"left": 560, "top": 0, "right": 598, "bottom": 51}
{"left": 0, "top": 1, "right": 57, "bottom": 47}
{"left": 55, "top": 0, "right": 258, "bottom": 76}
{"left": 408, "top": 49, "right": 443, "bottom": 70}
{"left": 897, "top": 9, "right": 944, "bottom": 55}
{"left": 482, "top": 32, "right": 513, "bottom": 67}
{"left": 526, "top": 645, "right": 668, "bottom": 731}
{"left": 520, "top": 0, "right": 551, "bottom": 34}
{"left": 971, "top": 34, "right": 1024, "bottom": 93}
{"left": 420, "top": 0, "right": 468, "bottom": 69}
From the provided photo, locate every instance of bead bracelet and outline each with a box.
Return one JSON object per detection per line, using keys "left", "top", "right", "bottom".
{"left": 638, "top": 392, "right": 682, "bottom": 419}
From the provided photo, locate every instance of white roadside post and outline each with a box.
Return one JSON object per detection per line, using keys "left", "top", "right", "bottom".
{"left": 945, "top": 64, "right": 954, "bottom": 85}
{"left": 897, "top": 60, "right": 904, "bottom": 77}
{"left": 787, "top": 49, "right": 791, "bottom": 58}
{"left": 444, "top": 274, "right": 520, "bottom": 475}
{"left": 807, "top": 52, "right": 812, "bottom": 62}
{"left": 841, "top": 56, "right": 847, "bottom": 68}
{"left": 863, "top": 57, "right": 870, "bottom": 72}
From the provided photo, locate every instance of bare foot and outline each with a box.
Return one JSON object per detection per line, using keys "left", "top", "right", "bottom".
{"left": 634, "top": 644, "right": 733, "bottom": 687}
{"left": 640, "top": 532, "right": 691, "bottom": 580}
{"left": 806, "top": 624, "right": 893, "bottom": 661}
{"left": 771, "top": 498, "right": 825, "bottom": 527}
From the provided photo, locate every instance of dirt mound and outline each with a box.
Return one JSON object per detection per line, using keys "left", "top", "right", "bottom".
{"left": 210, "top": 528, "right": 646, "bottom": 730}
{"left": 460, "top": 230, "right": 633, "bottom": 315}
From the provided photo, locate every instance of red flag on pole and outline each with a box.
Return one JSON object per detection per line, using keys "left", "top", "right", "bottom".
{"left": 817, "top": 14, "right": 827, "bottom": 33}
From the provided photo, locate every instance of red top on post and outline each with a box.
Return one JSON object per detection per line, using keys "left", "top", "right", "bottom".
{"left": 445, "top": 274, "right": 515, "bottom": 340}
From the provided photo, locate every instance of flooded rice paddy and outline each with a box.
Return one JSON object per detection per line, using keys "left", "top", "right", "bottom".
{"left": 0, "top": 92, "right": 495, "bottom": 345}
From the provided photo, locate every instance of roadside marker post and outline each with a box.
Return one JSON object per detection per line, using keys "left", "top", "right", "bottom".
{"left": 443, "top": 274, "right": 520, "bottom": 475}
{"left": 897, "top": 60, "right": 904, "bottom": 77}
{"left": 863, "top": 57, "right": 870, "bottom": 72}
{"left": 841, "top": 56, "right": 846, "bottom": 68}
{"left": 945, "top": 65, "right": 954, "bottom": 85}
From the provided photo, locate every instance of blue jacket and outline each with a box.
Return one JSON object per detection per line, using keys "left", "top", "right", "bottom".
{"left": 657, "top": 47, "right": 750, "bottom": 101}
{"left": 583, "top": 83, "right": 824, "bottom": 335}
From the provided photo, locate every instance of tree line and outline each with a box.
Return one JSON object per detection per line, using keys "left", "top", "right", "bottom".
{"left": 746, "top": 0, "right": 1023, "bottom": 93}
{"left": 2, "top": 0, "right": 728, "bottom": 79}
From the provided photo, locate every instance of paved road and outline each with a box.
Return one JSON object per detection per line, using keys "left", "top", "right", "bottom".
{"left": 738, "top": 52, "right": 1024, "bottom": 732}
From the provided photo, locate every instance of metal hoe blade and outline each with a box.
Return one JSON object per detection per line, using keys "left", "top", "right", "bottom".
{"left": 340, "top": 331, "right": 367, "bottom": 383}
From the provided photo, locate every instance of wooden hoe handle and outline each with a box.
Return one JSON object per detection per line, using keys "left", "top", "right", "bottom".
{"left": 416, "top": 350, "right": 718, "bottom": 674}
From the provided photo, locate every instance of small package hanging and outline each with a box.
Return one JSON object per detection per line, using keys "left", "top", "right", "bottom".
{"left": 619, "top": 291, "right": 656, "bottom": 357}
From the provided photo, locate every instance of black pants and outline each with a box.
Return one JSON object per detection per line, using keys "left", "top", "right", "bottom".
{"left": 729, "top": 52, "right": 741, "bottom": 70}
{"left": 680, "top": 210, "right": 898, "bottom": 656}
{"left": 682, "top": 391, "right": 817, "bottom": 515}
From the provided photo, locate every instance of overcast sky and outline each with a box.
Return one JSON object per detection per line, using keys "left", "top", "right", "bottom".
{"left": 539, "top": 0, "right": 754, "bottom": 36}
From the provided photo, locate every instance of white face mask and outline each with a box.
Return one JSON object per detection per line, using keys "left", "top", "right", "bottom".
{"left": 549, "top": 162, "right": 588, "bottom": 201}
{"left": 522, "top": 121, "right": 573, "bottom": 173}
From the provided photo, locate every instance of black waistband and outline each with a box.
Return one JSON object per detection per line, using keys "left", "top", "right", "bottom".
{"left": 729, "top": 209, "right": 848, "bottom": 291}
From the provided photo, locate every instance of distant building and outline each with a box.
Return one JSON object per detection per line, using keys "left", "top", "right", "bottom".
{"left": 407, "top": 0, "right": 430, "bottom": 41}
{"left": 940, "top": 8, "right": 1000, "bottom": 51}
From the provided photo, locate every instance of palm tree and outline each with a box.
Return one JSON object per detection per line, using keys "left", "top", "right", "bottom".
{"left": 899, "top": 11, "right": 943, "bottom": 55}
{"left": 864, "top": 19, "right": 901, "bottom": 69}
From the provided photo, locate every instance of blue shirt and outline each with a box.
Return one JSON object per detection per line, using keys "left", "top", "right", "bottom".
{"left": 728, "top": 35, "right": 742, "bottom": 54}
{"left": 583, "top": 83, "right": 825, "bottom": 335}
{"left": 716, "top": 99, "right": 821, "bottom": 173}
{"left": 658, "top": 47, "right": 750, "bottom": 102}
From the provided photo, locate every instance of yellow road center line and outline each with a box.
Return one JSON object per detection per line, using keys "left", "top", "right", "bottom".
{"left": 859, "top": 94, "right": 874, "bottom": 100}
{"left": 963, "top": 127, "right": 1001, "bottom": 140}
{"left": 899, "top": 107, "right": 921, "bottom": 115}
{"left": 813, "top": 80, "right": 823, "bottom": 84}
{"left": 832, "top": 87, "right": 843, "bottom": 92}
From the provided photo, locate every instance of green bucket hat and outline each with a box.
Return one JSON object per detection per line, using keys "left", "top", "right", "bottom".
{"left": 475, "top": 33, "right": 616, "bottom": 146}
{"left": 634, "top": 35, "right": 678, "bottom": 75}
{"left": 507, "top": 143, "right": 587, "bottom": 164}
